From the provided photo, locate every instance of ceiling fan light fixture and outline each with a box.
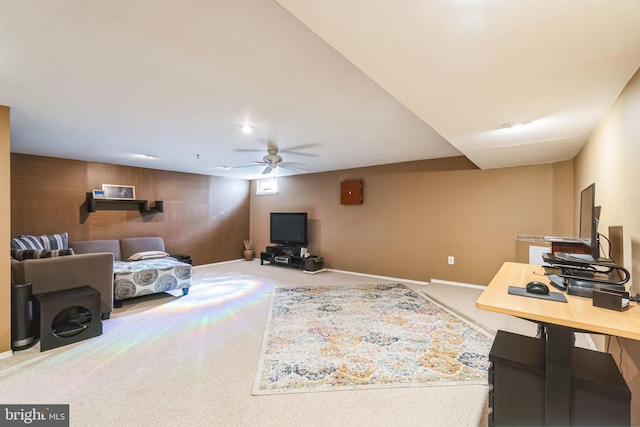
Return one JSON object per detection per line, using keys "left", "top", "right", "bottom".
{"left": 502, "top": 120, "right": 528, "bottom": 130}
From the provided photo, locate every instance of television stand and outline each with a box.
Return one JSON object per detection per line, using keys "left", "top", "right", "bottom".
{"left": 260, "top": 246, "right": 323, "bottom": 272}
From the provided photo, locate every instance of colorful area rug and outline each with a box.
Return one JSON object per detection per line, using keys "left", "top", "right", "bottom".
{"left": 253, "top": 284, "right": 493, "bottom": 395}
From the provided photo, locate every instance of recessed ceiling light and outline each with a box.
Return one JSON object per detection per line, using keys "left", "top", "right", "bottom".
{"left": 219, "top": 166, "right": 233, "bottom": 170}
{"left": 242, "top": 125, "right": 253, "bottom": 134}
{"left": 138, "top": 154, "right": 157, "bottom": 159}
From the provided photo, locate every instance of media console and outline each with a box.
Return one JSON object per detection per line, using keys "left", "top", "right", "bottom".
{"left": 260, "top": 246, "right": 323, "bottom": 272}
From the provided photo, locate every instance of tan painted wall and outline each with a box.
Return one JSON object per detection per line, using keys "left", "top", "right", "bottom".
{"left": 574, "top": 67, "right": 640, "bottom": 424}
{"left": 1, "top": 107, "right": 10, "bottom": 354}
{"left": 250, "top": 157, "right": 574, "bottom": 285}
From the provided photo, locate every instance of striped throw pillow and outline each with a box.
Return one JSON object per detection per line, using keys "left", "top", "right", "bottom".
{"left": 39, "top": 232, "right": 69, "bottom": 250}
{"left": 11, "top": 248, "right": 75, "bottom": 261}
{"left": 10, "top": 235, "right": 45, "bottom": 250}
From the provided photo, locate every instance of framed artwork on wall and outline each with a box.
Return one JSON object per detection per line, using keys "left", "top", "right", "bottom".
{"left": 92, "top": 189, "right": 105, "bottom": 198}
{"left": 102, "top": 184, "right": 136, "bottom": 200}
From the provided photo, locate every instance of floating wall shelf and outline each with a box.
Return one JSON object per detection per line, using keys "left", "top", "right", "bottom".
{"left": 86, "top": 193, "right": 163, "bottom": 214}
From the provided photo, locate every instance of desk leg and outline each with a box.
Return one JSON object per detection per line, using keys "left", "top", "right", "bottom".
{"left": 544, "top": 324, "right": 574, "bottom": 425}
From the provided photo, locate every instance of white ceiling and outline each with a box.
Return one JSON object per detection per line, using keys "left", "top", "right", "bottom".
{"left": 2, "top": 0, "right": 639, "bottom": 180}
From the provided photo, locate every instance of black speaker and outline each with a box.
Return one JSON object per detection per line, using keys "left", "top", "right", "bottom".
{"left": 11, "top": 282, "right": 36, "bottom": 350}
{"left": 34, "top": 286, "right": 102, "bottom": 352}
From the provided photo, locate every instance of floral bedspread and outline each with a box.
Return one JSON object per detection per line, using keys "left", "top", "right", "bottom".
{"left": 113, "top": 257, "right": 191, "bottom": 300}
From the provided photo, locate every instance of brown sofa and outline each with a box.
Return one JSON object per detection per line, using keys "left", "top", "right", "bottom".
{"left": 11, "top": 252, "right": 115, "bottom": 320}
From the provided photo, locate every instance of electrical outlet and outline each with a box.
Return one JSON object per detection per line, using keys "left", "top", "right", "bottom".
{"left": 448, "top": 256, "right": 455, "bottom": 265}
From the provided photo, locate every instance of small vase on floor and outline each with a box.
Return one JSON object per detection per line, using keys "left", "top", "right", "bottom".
{"left": 244, "top": 249, "right": 254, "bottom": 261}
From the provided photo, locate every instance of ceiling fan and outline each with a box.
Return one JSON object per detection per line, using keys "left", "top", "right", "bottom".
{"left": 232, "top": 143, "right": 312, "bottom": 175}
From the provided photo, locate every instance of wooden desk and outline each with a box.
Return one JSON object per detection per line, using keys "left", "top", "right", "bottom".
{"left": 477, "top": 262, "right": 640, "bottom": 340}
{"left": 477, "top": 262, "right": 639, "bottom": 425}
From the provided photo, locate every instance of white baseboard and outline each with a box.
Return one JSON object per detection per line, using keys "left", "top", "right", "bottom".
{"left": 430, "top": 278, "right": 486, "bottom": 290}
{"left": 326, "top": 269, "right": 429, "bottom": 286}
{"left": 303, "top": 268, "right": 329, "bottom": 275}
{"left": 0, "top": 349, "right": 13, "bottom": 360}
{"left": 311, "top": 268, "right": 484, "bottom": 290}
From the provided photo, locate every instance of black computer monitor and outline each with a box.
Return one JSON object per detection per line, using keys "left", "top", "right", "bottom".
{"left": 578, "top": 183, "right": 599, "bottom": 259}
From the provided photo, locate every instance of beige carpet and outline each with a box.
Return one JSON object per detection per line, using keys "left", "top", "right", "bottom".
{"left": 0, "top": 260, "right": 587, "bottom": 426}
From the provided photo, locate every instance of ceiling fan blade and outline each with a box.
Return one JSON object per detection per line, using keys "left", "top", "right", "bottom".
{"left": 228, "top": 165, "right": 257, "bottom": 169}
{"left": 262, "top": 165, "right": 273, "bottom": 174}
{"left": 227, "top": 161, "right": 267, "bottom": 169}
{"left": 279, "top": 143, "right": 320, "bottom": 157}
{"left": 279, "top": 162, "right": 307, "bottom": 171}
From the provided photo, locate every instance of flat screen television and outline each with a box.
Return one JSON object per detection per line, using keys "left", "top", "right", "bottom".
{"left": 270, "top": 212, "right": 308, "bottom": 247}
{"left": 578, "top": 183, "right": 599, "bottom": 259}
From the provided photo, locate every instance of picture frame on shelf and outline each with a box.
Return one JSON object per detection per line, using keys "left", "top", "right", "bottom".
{"left": 102, "top": 184, "right": 136, "bottom": 200}
{"left": 92, "top": 189, "right": 106, "bottom": 198}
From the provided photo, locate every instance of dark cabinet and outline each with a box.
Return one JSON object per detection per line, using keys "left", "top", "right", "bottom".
{"left": 260, "top": 246, "right": 323, "bottom": 271}
{"left": 488, "top": 330, "right": 630, "bottom": 426}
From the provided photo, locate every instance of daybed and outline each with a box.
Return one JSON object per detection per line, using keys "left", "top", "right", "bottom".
{"left": 70, "top": 237, "right": 191, "bottom": 307}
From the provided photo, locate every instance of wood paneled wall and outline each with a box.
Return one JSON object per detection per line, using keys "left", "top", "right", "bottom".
{"left": 11, "top": 154, "right": 250, "bottom": 265}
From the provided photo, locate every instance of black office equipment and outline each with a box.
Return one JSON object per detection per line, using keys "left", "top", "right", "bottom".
{"left": 508, "top": 286, "right": 567, "bottom": 303}
{"left": 526, "top": 281, "right": 549, "bottom": 295}
{"left": 541, "top": 251, "right": 630, "bottom": 298}
{"left": 592, "top": 289, "right": 630, "bottom": 311}
{"left": 548, "top": 274, "right": 567, "bottom": 291}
